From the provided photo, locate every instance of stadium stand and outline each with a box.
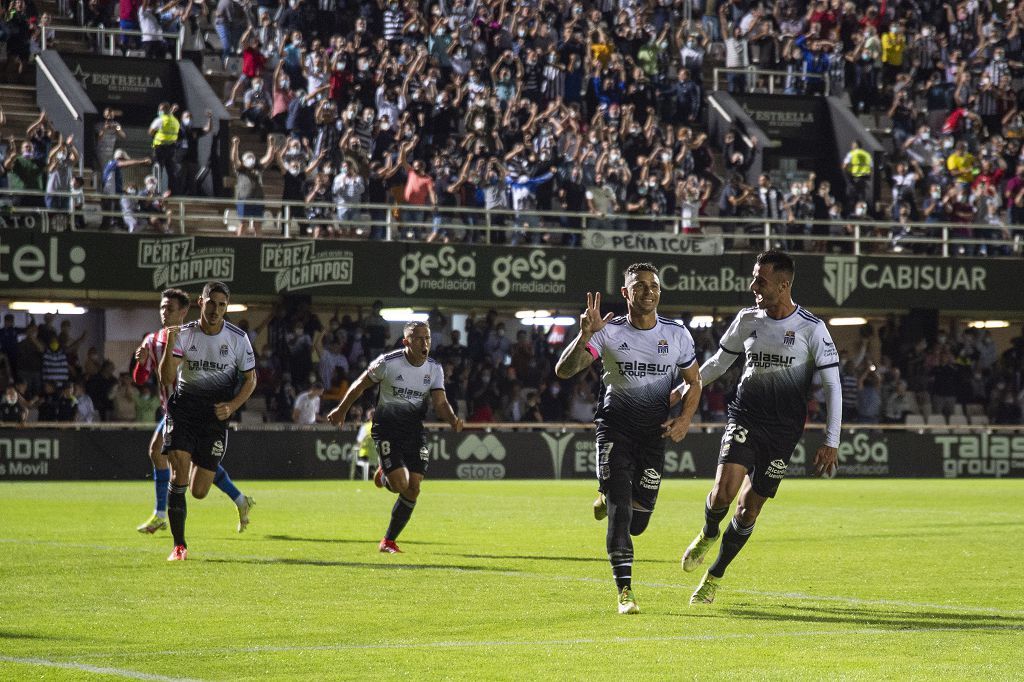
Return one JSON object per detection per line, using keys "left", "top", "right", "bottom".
{"left": 2, "top": 0, "right": 1024, "bottom": 429}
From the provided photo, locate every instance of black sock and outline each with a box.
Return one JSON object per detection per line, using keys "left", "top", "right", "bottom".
{"left": 609, "top": 548, "right": 633, "bottom": 590}
{"left": 703, "top": 498, "right": 730, "bottom": 539}
{"left": 629, "top": 509, "right": 652, "bottom": 536}
{"left": 606, "top": 493, "right": 634, "bottom": 590}
{"left": 708, "top": 517, "right": 755, "bottom": 578}
{"left": 384, "top": 495, "right": 416, "bottom": 541}
{"left": 167, "top": 483, "right": 188, "bottom": 547}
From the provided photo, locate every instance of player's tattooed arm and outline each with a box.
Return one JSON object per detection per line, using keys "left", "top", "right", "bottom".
{"left": 556, "top": 292, "right": 611, "bottom": 379}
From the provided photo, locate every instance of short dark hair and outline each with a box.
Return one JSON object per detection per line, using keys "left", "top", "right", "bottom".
{"left": 624, "top": 262, "right": 658, "bottom": 279}
{"left": 201, "top": 281, "right": 230, "bottom": 299}
{"left": 403, "top": 321, "right": 429, "bottom": 337}
{"left": 756, "top": 249, "right": 795, "bottom": 281}
{"left": 161, "top": 288, "right": 190, "bottom": 309}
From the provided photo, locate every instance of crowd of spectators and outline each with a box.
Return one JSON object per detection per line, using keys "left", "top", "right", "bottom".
{"left": 5, "top": 299, "right": 1024, "bottom": 427}
{"left": 4, "top": 0, "right": 1022, "bottom": 252}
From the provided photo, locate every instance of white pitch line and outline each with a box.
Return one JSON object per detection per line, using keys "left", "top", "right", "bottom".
{"left": 4, "top": 537, "right": 1024, "bottom": 618}
{"left": 38, "top": 624, "right": 1024, "bottom": 661}
{"left": 0, "top": 655, "right": 203, "bottom": 681}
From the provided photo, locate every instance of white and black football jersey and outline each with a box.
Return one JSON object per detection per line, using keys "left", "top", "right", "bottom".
{"left": 709, "top": 306, "right": 838, "bottom": 437}
{"left": 586, "top": 315, "right": 697, "bottom": 439}
{"left": 171, "top": 320, "right": 255, "bottom": 409}
{"left": 367, "top": 349, "right": 445, "bottom": 441}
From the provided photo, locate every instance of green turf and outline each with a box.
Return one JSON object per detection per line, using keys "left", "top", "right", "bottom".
{"left": 1, "top": 479, "right": 1022, "bottom": 681}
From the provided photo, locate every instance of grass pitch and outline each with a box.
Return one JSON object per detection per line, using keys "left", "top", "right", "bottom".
{"left": 1, "top": 478, "right": 1022, "bottom": 681}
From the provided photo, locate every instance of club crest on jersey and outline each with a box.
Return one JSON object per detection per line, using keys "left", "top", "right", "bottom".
{"left": 657, "top": 339, "right": 669, "bottom": 355}
{"left": 783, "top": 331, "right": 796, "bottom": 346}
{"left": 423, "top": 374, "right": 430, "bottom": 385}
{"left": 219, "top": 344, "right": 229, "bottom": 357}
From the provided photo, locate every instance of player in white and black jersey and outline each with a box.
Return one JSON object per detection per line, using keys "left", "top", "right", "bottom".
{"left": 327, "top": 321, "right": 463, "bottom": 554}
{"left": 674, "top": 250, "right": 842, "bottom": 604}
{"left": 556, "top": 262, "right": 702, "bottom": 615}
{"left": 132, "top": 288, "right": 254, "bottom": 536}
{"left": 158, "top": 281, "right": 257, "bottom": 562}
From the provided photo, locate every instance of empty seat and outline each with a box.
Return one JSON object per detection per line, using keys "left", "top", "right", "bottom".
{"left": 905, "top": 414, "right": 925, "bottom": 433}
{"left": 969, "top": 415, "right": 990, "bottom": 426}
{"left": 927, "top": 414, "right": 950, "bottom": 434}
{"left": 965, "top": 403, "right": 985, "bottom": 417}
{"left": 951, "top": 403, "right": 965, "bottom": 417}
{"left": 948, "top": 415, "right": 969, "bottom": 433}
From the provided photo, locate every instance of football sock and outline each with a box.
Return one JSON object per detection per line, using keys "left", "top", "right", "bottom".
{"left": 154, "top": 467, "right": 170, "bottom": 515}
{"left": 606, "top": 493, "right": 634, "bottom": 589}
{"left": 384, "top": 495, "right": 416, "bottom": 541}
{"left": 703, "top": 497, "right": 730, "bottom": 539}
{"left": 609, "top": 548, "right": 633, "bottom": 590}
{"left": 708, "top": 517, "right": 755, "bottom": 578}
{"left": 629, "top": 509, "right": 652, "bottom": 536}
{"left": 167, "top": 483, "right": 188, "bottom": 547}
{"left": 213, "top": 465, "right": 243, "bottom": 503}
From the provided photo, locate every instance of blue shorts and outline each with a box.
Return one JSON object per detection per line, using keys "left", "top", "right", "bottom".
{"left": 237, "top": 202, "right": 264, "bottom": 218}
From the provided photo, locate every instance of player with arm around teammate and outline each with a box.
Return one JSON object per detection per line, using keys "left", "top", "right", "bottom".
{"left": 327, "top": 321, "right": 463, "bottom": 554}
{"left": 158, "top": 281, "right": 258, "bottom": 561}
{"left": 673, "top": 249, "right": 841, "bottom": 604}
{"left": 133, "top": 288, "right": 255, "bottom": 535}
{"left": 555, "top": 262, "right": 703, "bottom": 614}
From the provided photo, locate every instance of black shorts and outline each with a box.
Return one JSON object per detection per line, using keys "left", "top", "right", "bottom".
{"left": 717, "top": 420, "right": 800, "bottom": 498}
{"left": 162, "top": 412, "right": 228, "bottom": 473}
{"left": 374, "top": 436, "right": 429, "bottom": 476}
{"left": 595, "top": 427, "right": 665, "bottom": 511}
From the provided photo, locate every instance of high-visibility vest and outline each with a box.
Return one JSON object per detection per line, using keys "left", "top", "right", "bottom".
{"left": 848, "top": 148, "right": 872, "bottom": 177}
{"left": 152, "top": 114, "right": 180, "bottom": 147}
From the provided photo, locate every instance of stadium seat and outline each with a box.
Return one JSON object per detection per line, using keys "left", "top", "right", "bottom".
{"left": 904, "top": 414, "right": 925, "bottom": 434}
{"left": 948, "top": 415, "right": 969, "bottom": 433}
{"left": 926, "top": 414, "right": 949, "bottom": 434}
{"left": 968, "top": 415, "right": 990, "bottom": 426}
{"left": 965, "top": 403, "right": 985, "bottom": 417}
{"left": 951, "top": 404, "right": 964, "bottom": 417}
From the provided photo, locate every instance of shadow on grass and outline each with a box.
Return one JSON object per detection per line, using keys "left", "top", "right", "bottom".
{"left": 0, "top": 631, "right": 52, "bottom": 640}
{"left": 712, "top": 603, "right": 1024, "bottom": 631}
{"left": 199, "top": 556, "right": 509, "bottom": 572}
{"left": 452, "top": 552, "right": 680, "bottom": 565}
{"left": 260, "top": 534, "right": 453, "bottom": 546}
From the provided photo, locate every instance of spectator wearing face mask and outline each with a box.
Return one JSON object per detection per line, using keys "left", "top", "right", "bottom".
{"left": 227, "top": 33, "right": 268, "bottom": 108}
{"left": 174, "top": 109, "right": 213, "bottom": 196}
{"left": 43, "top": 135, "right": 77, "bottom": 212}
{"left": 230, "top": 136, "right": 278, "bottom": 235}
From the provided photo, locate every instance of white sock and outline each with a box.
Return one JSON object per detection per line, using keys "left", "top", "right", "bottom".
{"left": 233, "top": 494, "right": 247, "bottom": 507}
{"left": 155, "top": 510, "right": 167, "bottom": 519}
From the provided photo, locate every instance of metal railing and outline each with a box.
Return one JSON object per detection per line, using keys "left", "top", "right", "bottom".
{"left": 713, "top": 67, "right": 831, "bottom": 96}
{"left": 1, "top": 188, "right": 1022, "bottom": 257}
{"left": 41, "top": 24, "right": 187, "bottom": 61}
{"left": 2, "top": 420, "right": 1020, "bottom": 433}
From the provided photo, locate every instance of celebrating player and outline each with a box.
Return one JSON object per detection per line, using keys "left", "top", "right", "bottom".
{"left": 674, "top": 250, "right": 841, "bottom": 604}
{"left": 133, "top": 288, "right": 254, "bottom": 535}
{"left": 158, "top": 281, "right": 257, "bottom": 561}
{"left": 555, "top": 262, "right": 702, "bottom": 615}
{"left": 326, "top": 321, "right": 463, "bottom": 553}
